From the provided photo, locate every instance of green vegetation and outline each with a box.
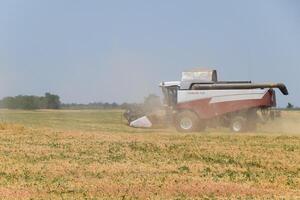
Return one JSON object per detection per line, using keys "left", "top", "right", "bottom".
{"left": 0, "top": 109, "right": 299, "bottom": 199}
{"left": 0, "top": 93, "right": 61, "bottom": 110}
{"left": 287, "top": 102, "right": 295, "bottom": 109}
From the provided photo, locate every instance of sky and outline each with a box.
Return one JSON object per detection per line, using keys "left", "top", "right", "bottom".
{"left": 0, "top": 0, "right": 299, "bottom": 106}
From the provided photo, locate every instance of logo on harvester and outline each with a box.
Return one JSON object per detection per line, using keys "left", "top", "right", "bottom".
{"left": 187, "top": 91, "right": 206, "bottom": 95}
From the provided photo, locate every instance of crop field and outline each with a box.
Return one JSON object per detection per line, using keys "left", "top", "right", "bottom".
{"left": 0, "top": 109, "right": 299, "bottom": 199}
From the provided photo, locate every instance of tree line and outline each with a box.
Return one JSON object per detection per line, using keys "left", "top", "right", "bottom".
{"left": 61, "top": 102, "right": 126, "bottom": 110}
{"left": 61, "top": 94, "right": 162, "bottom": 110}
{"left": 0, "top": 93, "right": 61, "bottom": 110}
{"left": 285, "top": 103, "right": 300, "bottom": 110}
{"left": 0, "top": 93, "right": 162, "bottom": 111}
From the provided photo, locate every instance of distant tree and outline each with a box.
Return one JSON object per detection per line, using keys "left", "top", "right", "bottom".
{"left": 44, "top": 93, "right": 61, "bottom": 109}
{"left": 103, "top": 102, "right": 111, "bottom": 109}
{"left": 111, "top": 102, "right": 118, "bottom": 109}
{"left": 286, "top": 102, "right": 294, "bottom": 109}
{"left": 61, "top": 102, "right": 123, "bottom": 110}
{"left": 120, "top": 103, "right": 130, "bottom": 110}
{"left": 38, "top": 96, "right": 47, "bottom": 109}
{"left": 1, "top": 97, "right": 16, "bottom": 109}
{"left": 20, "top": 96, "right": 39, "bottom": 109}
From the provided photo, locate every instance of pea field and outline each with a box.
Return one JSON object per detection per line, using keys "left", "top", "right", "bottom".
{"left": 0, "top": 109, "right": 299, "bottom": 199}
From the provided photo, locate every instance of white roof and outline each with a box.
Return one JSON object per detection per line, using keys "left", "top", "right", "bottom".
{"left": 184, "top": 68, "right": 215, "bottom": 73}
{"left": 159, "top": 81, "right": 180, "bottom": 87}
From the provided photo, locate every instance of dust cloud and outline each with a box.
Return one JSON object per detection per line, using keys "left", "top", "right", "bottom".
{"left": 100, "top": 50, "right": 162, "bottom": 104}
{"left": 259, "top": 111, "right": 300, "bottom": 134}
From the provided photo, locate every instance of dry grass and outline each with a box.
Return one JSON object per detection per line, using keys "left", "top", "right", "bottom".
{"left": 0, "top": 110, "right": 299, "bottom": 199}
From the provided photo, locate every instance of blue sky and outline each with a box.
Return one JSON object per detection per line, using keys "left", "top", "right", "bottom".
{"left": 0, "top": 0, "right": 299, "bottom": 106}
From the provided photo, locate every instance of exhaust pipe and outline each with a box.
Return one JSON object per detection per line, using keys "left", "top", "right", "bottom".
{"left": 191, "top": 83, "right": 289, "bottom": 95}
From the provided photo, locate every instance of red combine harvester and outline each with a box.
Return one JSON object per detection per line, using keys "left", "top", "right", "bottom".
{"left": 127, "top": 68, "right": 288, "bottom": 133}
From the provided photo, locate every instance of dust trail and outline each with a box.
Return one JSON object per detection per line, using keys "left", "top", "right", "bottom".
{"left": 101, "top": 50, "right": 161, "bottom": 104}
{"left": 259, "top": 111, "right": 300, "bottom": 134}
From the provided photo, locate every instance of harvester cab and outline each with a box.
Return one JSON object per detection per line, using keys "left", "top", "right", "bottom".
{"left": 160, "top": 81, "right": 180, "bottom": 107}
{"left": 160, "top": 69, "right": 218, "bottom": 108}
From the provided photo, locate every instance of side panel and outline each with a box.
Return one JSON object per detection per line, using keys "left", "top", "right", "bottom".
{"left": 176, "top": 89, "right": 274, "bottom": 119}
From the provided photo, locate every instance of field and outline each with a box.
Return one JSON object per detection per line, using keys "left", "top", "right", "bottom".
{"left": 0, "top": 109, "right": 299, "bottom": 199}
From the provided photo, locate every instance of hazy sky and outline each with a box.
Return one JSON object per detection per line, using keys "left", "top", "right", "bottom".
{"left": 0, "top": 0, "right": 299, "bottom": 106}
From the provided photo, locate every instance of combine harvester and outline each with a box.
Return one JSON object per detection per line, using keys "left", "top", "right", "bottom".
{"left": 126, "top": 68, "right": 288, "bottom": 132}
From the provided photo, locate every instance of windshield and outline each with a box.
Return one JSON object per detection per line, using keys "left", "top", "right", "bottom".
{"left": 161, "top": 86, "right": 178, "bottom": 107}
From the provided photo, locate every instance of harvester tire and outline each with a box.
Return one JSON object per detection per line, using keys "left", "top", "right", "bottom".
{"left": 175, "top": 110, "right": 205, "bottom": 132}
{"left": 230, "top": 116, "right": 246, "bottom": 133}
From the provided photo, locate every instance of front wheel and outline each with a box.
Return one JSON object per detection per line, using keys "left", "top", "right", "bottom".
{"left": 230, "top": 116, "right": 246, "bottom": 133}
{"left": 175, "top": 110, "right": 205, "bottom": 132}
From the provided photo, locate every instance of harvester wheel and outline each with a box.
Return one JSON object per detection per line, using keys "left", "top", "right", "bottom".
{"left": 230, "top": 116, "right": 246, "bottom": 133}
{"left": 175, "top": 110, "right": 205, "bottom": 132}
